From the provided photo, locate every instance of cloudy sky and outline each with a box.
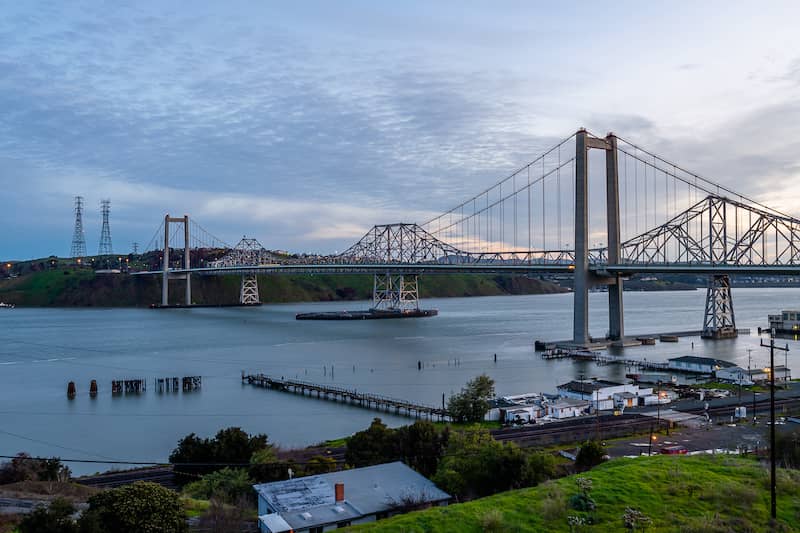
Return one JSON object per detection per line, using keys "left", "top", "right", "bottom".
{"left": 1, "top": 1, "right": 799, "bottom": 259}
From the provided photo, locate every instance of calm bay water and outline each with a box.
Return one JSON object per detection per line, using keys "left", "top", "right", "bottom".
{"left": 1, "top": 288, "right": 799, "bottom": 474}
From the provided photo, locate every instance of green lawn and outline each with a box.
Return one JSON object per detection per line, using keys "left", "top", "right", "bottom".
{"left": 347, "top": 455, "right": 800, "bottom": 532}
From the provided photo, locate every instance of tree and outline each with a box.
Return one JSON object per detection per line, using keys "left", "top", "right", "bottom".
{"left": 249, "top": 447, "right": 284, "bottom": 482}
{"left": 432, "top": 427, "right": 545, "bottom": 500}
{"left": 345, "top": 418, "right": 397, "bottom": 467}
{"left": 0, "top": 454, "right": 70, "bottom": 485}
{"left": 447, "top": 374, "right": 495, "bottom": 423}
{"left": 303, "top": 455, "right": 338, "bottom": 476}
{"left": 18, "top": 498, "right": 77, "bottom": 533}
{"left": 78, "top": 481, "right": 188, "bottom": 533}
{"left": 169, "top": 427, "right": 270, "bottom": 481}
{"left": 574, "top": 440, "right": 607, "bottom": 472}
{"left": 395, "top": 421, "right": 449, "bottom": 478}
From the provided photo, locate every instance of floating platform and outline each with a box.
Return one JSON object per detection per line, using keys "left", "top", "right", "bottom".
{"left": 296, "top": 309, "right": 438, "bottom": 320}
{"left": 150, "top": 303, "right": 262, "bottom": 309}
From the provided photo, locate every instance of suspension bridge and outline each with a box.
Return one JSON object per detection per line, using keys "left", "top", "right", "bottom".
{"left": 132, "top": 128, "right": 800, "bottom": 347}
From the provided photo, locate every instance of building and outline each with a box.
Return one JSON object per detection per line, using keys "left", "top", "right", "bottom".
{"left": 547, "top": 398, "right": 590, "bottom": 419}
{"left": 668, "top": 356, "right": 736, "bottom": 374}
{"left": 715, "top": 366, "right": 755, "bottom": 386}
{"left": 253, "top": 462, "right": 450, "bottom": 532}
{"left": 768, "top": 310, "right": 800, "bottom": 334}
{"left": 748, "top": 365, "right": 792, "bottom": 384}
{"left": 557, "top": 380, "right": 653, "bottom": 411}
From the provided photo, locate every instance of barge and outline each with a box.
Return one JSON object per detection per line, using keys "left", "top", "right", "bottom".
{"left": 296, "top": 308, "right": 438, "bottom": 320}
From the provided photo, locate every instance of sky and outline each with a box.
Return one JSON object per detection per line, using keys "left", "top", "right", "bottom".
{"left": 1, "top": 1, "right": 799, "bottom": 259}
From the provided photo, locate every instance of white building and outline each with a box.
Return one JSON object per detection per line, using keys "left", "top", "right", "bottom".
{"left": 668, "top": 356, "right": 736, "bottom": 374}
{"left": 715, "top": 366, "right": 755, "bottom": 385}
{"left": 547, "top": 398, "right": 590, "bottom": 419}
{"left": 557, "top": 380, "right": 653, "bottom": 411}
{"left": 253, "top": 462, "right": 450, "bottom": 532}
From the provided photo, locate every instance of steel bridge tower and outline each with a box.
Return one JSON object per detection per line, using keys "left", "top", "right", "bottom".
{"left": 161, "top": 214, "right": 191, "bottom": 306}
{"left": 372, "top": 273, "right": 419, "bottom": 311}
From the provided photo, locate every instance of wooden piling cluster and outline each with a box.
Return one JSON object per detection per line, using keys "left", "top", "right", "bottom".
{"left": 112, "top": 379, "right": 146, "bottom": 394}
{"left": 242, "top": 372, "right": 449, "bottom": 421}
{"left": 155, "top": 376, "right": 202, "bottom": 393}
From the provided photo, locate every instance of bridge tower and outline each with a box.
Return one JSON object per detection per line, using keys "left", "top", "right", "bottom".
{"left": 573, "top": 129, "right": 624, "bottom": 345}
{"left": 161, "top": 214, "right": 191, "bottom": 306}
{"left": 240, "top": 275, "right": 260, "bottom": 305}
{"left": 702, "top": 275, "right": 737, "bottom": 339}
{"left": 372, "top": 273, "right": 419, "bottom": 311}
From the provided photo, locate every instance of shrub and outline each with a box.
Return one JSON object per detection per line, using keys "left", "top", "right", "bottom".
{"left": 18, "top": 498, "right": 77, "bottom": 533}
{"left": 78, "top": 481, "right": 187, "bottom": 533}
{"left": 183, "top": 467, "right": 254, "bottom": 504}
{"left": 480, "top": 509, "right": 506, "bottom": 533}
{"left": 574, "top": 441, "right": 606, "bottom": 472}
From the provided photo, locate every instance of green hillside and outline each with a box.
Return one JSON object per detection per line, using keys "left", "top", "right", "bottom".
{"left": 347, "top": 455, "right": 800, "bottom": 532}
{"left": 0, "top": 269, "right": 566, "bottom": 307}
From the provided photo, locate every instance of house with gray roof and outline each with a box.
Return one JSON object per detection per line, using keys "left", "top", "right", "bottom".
{"left": 253, "top": 461, "right": 450, "bottom": 532}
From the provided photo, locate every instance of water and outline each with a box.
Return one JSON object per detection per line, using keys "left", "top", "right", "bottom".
{"left": 1, "top": 288, "right": 799, "bottom": 474}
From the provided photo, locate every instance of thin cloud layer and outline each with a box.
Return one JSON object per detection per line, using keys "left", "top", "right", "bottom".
{"left": 1, "top": 2, "right": 799, "bottom": 258}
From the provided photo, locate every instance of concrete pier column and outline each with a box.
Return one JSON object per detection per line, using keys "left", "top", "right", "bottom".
{"left": 573, "top": 130, "right": 590, "bottom": 345}
{"left": 184, "top": 215, "right": 191, "bottom": 305}
{"left": 605, "top": 134, "right": 624, "bottom": 340}
{"left": 162, "top": 214, "right": 170, "bottom": 306}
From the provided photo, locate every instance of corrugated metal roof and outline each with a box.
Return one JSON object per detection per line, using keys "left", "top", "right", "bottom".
{"left": 254, "top": 461, "right": 450, "bottom": 530}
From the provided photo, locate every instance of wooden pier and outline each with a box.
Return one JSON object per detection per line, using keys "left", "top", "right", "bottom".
{"left": 242, "top": 373, "right": 449, "bottom": 420}
{"left": 541, "top": 349, "right": 669, "bottom": 370}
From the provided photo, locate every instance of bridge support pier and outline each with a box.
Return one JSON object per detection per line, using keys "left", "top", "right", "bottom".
{"left": 161, "top": 214, "right": 191, "bottom": 306}
{"left": 240, "top": 275, "right": 260, "bottom": 305}
{"left": 372, "top": 273, "right": 419, "bottom": 311}
{"left": 573, "top": 130, "right": 625, "bottom": 344}
{"left": 702, "top": 274, "right": 737, "bottom": 339}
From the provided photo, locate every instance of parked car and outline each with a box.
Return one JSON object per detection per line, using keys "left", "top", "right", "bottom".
{"left": 661, "top": 445, "right": 688, "bottom": 455}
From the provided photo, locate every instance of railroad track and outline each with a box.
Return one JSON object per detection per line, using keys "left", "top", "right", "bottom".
{"left": 76, "top": 465, "right": 177, "bottom": 490}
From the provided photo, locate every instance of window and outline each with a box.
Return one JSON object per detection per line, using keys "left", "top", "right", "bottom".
{"left": 310, "top": 527, "right": 323, "bottom": 533}
{"left": 337, "top": 521, "right": 352, "bottom": 528}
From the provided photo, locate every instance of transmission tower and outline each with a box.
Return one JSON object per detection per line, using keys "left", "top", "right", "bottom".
{"left": 98, "top": 199, "right": 113, "bottom": 255}
{"left": 70, "top": 196, "right": 87, "bottom": 258}
{"left": 132, "top": 242, "right": 139, "bottom": 255}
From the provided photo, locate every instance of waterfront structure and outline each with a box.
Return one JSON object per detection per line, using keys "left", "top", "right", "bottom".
{"left": 768, "top": 310, "right": 800, "bottom": 334}
{"left": 668, "top": 356, "right": 736, "bottom": 374}
{"left": 253, "top": 462, "right": 450, "bottom": 533}
{"left": 746, "top": 365, "right": 791, "bottom": 384}
{"left": 556, "top": 380, "right": 654, "bottom": 411}
{"left": 715, "top": 366, "right": 755, "bottom": 386}
{"left": 547, "top": 398, "right": 590, "bottom": 419}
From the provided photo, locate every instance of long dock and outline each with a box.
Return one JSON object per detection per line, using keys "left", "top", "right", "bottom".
{"left": 541, "top": 349, "right": 669, "bottom": 370}
{"left": 242, "top": 373, "right": 449, "bottom": 420}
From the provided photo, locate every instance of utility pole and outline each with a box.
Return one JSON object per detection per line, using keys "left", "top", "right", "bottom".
{"left": 748, "top": 348, "right": 755, "bottom": 423}
{"left": 760, "top": 329, "right": 789, "bottom": 522}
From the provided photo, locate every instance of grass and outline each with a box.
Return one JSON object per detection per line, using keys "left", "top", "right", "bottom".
{"left": 345, "top": 455, "right": 800, "bottom": 532}
{"left": 696, "top": 381, "right": 768, "bottom": 393}
{"left": 181, "top": 496, "right": 210, "bottom": 518}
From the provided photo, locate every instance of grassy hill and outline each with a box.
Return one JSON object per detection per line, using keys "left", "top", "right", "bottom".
{"left": 347, "top": 455, "right": 800, "bottom": 532}
{"left": 0, "top": 269, "right": 567, "bottom": 307}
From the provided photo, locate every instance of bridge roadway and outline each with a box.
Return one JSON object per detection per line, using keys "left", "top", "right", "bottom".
{"left": 132, "top": 262, "right": 800, "bottom": 277}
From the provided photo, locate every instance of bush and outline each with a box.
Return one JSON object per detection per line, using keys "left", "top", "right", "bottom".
{"left": 78, "top": 481, "right": 187, "bottom": 533}
{"left": 480, "top": 509, "right": 506, "bottom": 533}
{"left": 18, "top": 498, "right": 77, "bottom": 533}
{"left": 183, "top": 467, "right": 254, "bottom": 504}
{"left": 574, "top": 441, "right": 606, "bottom": 472}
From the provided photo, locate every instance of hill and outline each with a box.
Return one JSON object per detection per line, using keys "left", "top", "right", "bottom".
{"left": 0, "top": 268, "right": 567, "bottom": 307}
{"left": 347, "top": 455, "right": 800, "bottom": 532}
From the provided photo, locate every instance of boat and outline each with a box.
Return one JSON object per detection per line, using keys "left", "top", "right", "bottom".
{"left": 0, "top": 302, "right": 14, "bottom": 309}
